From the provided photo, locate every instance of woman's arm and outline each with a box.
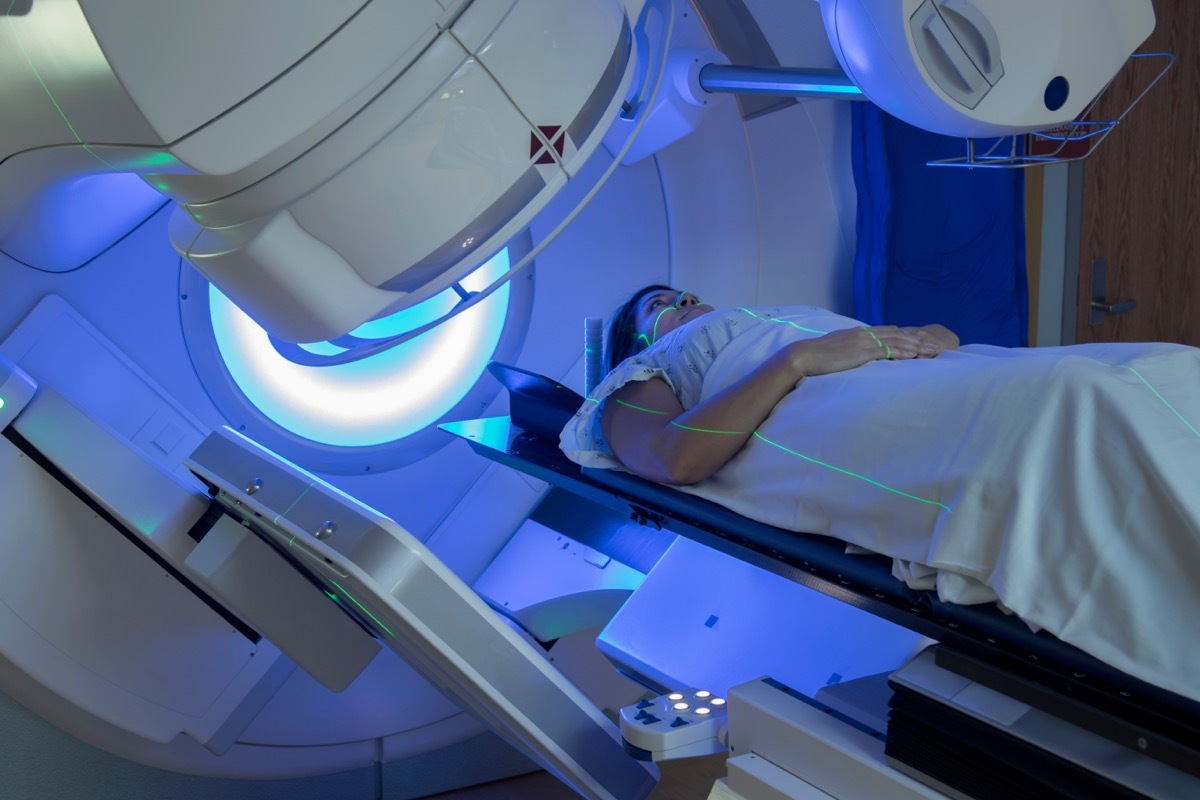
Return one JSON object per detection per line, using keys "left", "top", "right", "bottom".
{"left": 601, "top": 325, "right": 927, "bottom": 485}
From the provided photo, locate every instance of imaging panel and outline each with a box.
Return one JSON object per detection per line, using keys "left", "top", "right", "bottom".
{"left": 184, "top": 427, "right": 660, "bottom": 800}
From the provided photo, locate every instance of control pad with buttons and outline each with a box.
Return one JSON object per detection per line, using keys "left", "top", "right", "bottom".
{"left": 619, "top": 688, "right": 729, "bottom": 762}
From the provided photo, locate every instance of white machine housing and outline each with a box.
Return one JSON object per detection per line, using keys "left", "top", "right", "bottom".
{"left": 820, "top": 0, "right": 1156, "bottom": 138}
{"left": 1, "top": 0, "right": 652, "bottom": 343}
{"left": 183, "top": 426, "right": 660, "bottom": 800}
{"left": 1, "top": 0, "right": 1156, "bottom": 351}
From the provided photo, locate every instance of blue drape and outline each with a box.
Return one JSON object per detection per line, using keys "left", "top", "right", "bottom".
{"left": 851, "top": 104, "right": 1029, "bottom": 347}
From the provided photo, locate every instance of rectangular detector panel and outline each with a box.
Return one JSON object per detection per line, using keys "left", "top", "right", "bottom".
{"left": 184, "top": 427, "right": 657, "bottom": 800}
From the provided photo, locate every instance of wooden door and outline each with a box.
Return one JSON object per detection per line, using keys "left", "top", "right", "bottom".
{"left": 1076, "top": 0, "right": 1199, "bottom": 346}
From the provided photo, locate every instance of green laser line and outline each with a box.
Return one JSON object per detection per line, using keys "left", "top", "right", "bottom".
{"left": 753, "top": 431, "right": 952, "bottom": 512}
{"left": 1119, "top": 364, "right": 1200, "bottom": 440}
{"left": 612, "top": 400, "right": 756, "bottom": 434}
{"left": 739, "top": 308, "right": 826, "bottom": 335}
{"left": 614, "top": 397, "right": 668, "bottom": 414}
{"left": 863, "top": 328, "right": 890, "bottom": 359}
{"left": 329, "top": 579, "right": 395, "bottom": 637}
{"left": 7, "top": 9, "right": 116, "bottom": 168}
{"left": 1083, "top": 357, "right": 1200, "bottom": 439}
{"left": 273, "top": 481, "right": 316, "bottom": 525}
{"left": 651, "top": 305, "right": 675, "bottom": 344}
{"left": 671, "top": 422, "right": 747, "bottom": 435}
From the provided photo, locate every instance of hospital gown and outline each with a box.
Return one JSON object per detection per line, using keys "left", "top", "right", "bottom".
{"left": 561, "top": 306, "right": 1200, "bottom": 704}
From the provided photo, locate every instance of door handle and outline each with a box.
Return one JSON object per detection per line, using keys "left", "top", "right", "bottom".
{"left": 1089, "top": 259, "right": 1137, "bottom": 325}
{"left": 1090, "top": 299, "right": 1137, "bottom": 314}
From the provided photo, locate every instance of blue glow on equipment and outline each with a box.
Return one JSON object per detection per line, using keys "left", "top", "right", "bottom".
{"left": 208, "top": 249, "right": 511, "bottom": 448}
{"left": 698, "top": 65, "right": 865, "bottom": 99}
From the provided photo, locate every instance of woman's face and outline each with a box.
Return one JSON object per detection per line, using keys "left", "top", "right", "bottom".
{"left": 634, "top": 289, "right": 714, "bottom": 346}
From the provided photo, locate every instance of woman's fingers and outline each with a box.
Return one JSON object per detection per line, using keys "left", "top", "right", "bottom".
{"left": 863, "top": 326, "right": 923, "bottom": 360}
{"left": 896, "top": 324, "right": 961, "bottom": 356}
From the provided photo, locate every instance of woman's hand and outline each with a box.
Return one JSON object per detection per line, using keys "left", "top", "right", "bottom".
{"left": 785, "top": 326, "right": 926, "bottom": 378}
{"left": 904, "top": 324, "right": 960, "bottom": 357}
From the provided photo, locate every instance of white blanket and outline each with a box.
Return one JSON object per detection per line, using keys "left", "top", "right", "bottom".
{"left": 562, "top": 307, "right": 1200, "bottom": 704}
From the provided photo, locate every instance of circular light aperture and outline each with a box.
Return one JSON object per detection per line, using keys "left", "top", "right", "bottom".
{"left": 208, "top": 250, "right": 511, "bottom": 448}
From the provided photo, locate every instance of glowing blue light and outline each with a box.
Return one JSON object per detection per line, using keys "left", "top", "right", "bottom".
{"left": 349, "top": 287, "right": 458, "bottom": 340}
{"left": 210, "top": 250, "right": 511, "bottom": 447}
{"left": 697, "top": 65, "right": 865, "bottom": 99}
{"left": 296, "top": 341, "right": 349, "bottom": 356}
{"left": 788, "top": 83, "right": 862, "bottom": 95}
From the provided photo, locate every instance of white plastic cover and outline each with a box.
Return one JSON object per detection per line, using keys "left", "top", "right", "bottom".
{"left": 185, "top": 427, "right": 660, "bottom": 800}
{"left": 820, "top": 0, "right": 1155, "bottom": 138}
{"left": 2, "top": 1, "right": 642, "bottom": 342}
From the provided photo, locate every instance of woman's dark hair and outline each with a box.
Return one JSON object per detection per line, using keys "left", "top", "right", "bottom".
{"left": 605, "top": 284, "right": 674, "bottom": 373}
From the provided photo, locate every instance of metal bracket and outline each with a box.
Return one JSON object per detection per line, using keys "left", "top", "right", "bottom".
{"left": 1089, "top": 258, "right": 1137, "bottom": 325}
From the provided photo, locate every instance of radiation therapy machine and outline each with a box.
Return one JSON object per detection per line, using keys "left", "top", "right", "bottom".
{"left": 0, "top": 0, "right": 1164, "bottom": 350}
{"left": 0, "top": 1, "right": 1187, "bottom": 798}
